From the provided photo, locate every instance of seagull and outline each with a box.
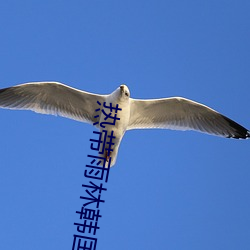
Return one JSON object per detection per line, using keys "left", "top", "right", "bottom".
{"left": 0, "top": 82, "right": 249, "bottom": 166}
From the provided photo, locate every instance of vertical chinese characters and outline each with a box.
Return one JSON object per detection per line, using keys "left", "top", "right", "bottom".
{"left": 72, "top": 101, "right": 122, "bottom": 250}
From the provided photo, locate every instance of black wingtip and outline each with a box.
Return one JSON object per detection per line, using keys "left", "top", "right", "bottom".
{"left": 222, "top": 115, "right": 250, "bottom": 139}
{"left": 0, "top": 88, "right": 8, "bottom": 94}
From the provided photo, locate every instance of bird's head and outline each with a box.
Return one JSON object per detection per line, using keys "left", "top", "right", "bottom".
{"left": 110, "top": 84, "right": 130, "bottom": 104}
{"left": 119, "top": 84, "right": 130, "bottom": 98}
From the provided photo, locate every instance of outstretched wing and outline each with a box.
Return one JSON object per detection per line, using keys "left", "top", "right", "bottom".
{"left": 0, "top": 82, "right": 106, "bottom": 125}
{"left": 128, "top": 97, "right": 249, "bottom": 139}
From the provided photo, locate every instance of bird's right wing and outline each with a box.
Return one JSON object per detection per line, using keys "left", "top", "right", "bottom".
{"left": 128, "top": 97, "right": 249, "bottom": 139}
{"left": 0, "top": 82, "right": 106, "bottom": 125}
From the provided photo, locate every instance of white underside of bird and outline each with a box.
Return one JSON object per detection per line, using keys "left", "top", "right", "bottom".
{"left": 0, "top": 82, "right": 249, "bottom": 167}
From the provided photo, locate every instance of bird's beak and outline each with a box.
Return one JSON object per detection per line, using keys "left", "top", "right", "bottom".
{"left": 120, "top": 85, "right": 125, "bottom": 93}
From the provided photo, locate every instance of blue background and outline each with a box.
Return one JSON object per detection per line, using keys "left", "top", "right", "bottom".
{"left": 0, "top": 1, "right": 249, "bottom": 249}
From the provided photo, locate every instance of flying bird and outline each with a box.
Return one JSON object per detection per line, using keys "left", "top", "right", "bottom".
{"left": 0, "top": 82, "right": 249, "bottom": 166}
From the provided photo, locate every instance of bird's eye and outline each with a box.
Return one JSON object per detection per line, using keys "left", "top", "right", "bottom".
{"left": 125, "top": 92, "right": 129, "bottom": 97}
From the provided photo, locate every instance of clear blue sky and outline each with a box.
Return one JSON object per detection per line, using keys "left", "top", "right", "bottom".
{"left": 0, "top": 1, "right": 249, "bottom": 249}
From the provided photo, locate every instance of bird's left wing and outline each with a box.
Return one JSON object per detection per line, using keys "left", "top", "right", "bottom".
{"left": 128, "top": 97, "right": 249, "bottom": 139}
{"left": 0, "top": 82, "right": 106, "bottom": 125}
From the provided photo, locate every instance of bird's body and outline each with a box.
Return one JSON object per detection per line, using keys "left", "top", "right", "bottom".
{"left": 97, "top": 86, "right": 131, "bottom": 165}
{"left": 0, "top": 82, "right": 249, "bottom": 167}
